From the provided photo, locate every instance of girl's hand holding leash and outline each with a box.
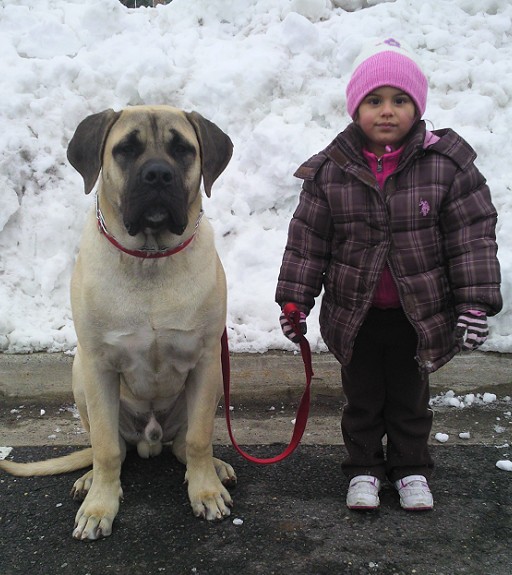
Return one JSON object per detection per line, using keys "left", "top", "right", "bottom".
{"left": 280, "top": 303, "right": 307, "bottom": 343}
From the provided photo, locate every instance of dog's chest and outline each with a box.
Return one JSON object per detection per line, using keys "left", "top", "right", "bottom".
{"left": 103, "top": 324, "right": 202, "bottom": 398}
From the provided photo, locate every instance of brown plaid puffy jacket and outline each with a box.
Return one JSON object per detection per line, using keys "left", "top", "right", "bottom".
{"left": 276, "top": 121, "right": 502, "bottom": 373}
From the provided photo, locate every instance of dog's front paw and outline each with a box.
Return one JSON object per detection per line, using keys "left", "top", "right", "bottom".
{"left": 186, "top": 466, "right": 233, "bottom": 521}
{"left": 72, "top": 484, "right": 123, "bottom": 540}
{"left": 189, "top": 483, "right": 233, "bottom": 521}
{"left": 73, "top": 512, "right": 114, "bottom": 541}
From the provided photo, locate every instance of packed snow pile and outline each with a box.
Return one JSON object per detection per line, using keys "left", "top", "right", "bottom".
{"left": 1, "top": 0, "right": 512, "bottom": 354}
{"left": 430, "top": 390, "right": 505, "bottom": 409}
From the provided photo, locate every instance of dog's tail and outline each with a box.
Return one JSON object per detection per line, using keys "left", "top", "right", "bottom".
{"left": 0, "top": 447, "right": 93, "bottom": 477}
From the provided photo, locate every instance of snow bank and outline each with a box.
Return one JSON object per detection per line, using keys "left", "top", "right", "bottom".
{"left": 1, "top": 0, "right": 512, "bottom": 353}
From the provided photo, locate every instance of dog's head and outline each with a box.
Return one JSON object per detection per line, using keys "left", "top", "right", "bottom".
{"left": 67, "top": 106, "right": 233, "bottom": 237}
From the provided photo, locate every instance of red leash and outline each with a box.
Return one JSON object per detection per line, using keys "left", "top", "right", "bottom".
{"left": 222, "top": 303, "right": 314, "bottom": 464}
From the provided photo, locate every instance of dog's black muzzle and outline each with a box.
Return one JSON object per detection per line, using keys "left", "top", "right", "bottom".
{"left": 123, "top": 159, "right": 189, "bottom": 237}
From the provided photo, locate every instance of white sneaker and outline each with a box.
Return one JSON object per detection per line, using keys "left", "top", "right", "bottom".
{"left": 346, "top": 475, "right": 381, "bottom": 510}
{"left": 394, "top": 475, "right": 433, "bottom": 511}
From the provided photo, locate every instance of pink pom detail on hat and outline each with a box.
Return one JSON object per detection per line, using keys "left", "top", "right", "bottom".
{"left": 346, "top": 38, "right": 428, "bottom": 119}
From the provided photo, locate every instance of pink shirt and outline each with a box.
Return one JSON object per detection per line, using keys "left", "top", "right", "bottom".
{"left": 362, "top": 147, "right": 402, "bottom": 309}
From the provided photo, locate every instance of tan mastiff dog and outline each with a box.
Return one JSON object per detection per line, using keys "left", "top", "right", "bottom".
{"left": 0, "top": 106, "right": 236, "bottom": 540}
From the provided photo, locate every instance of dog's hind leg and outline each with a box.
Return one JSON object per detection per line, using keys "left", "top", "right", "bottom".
{"left": 212, "top": 457, "right": 237, "bottom": 487}
{"left": 71, "top": 469, "right": 94, "bottom": 501}
{"left": 71, "top": 438, "right": 127, "bottom": 501}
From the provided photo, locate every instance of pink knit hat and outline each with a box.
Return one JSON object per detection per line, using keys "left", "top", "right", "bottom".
{"left": 346, "top": 38, "right": 428, "bottom": 119}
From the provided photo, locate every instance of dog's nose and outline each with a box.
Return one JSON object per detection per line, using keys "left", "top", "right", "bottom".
{"left": 140, "top": 161, "right": 173, "bottom": 186}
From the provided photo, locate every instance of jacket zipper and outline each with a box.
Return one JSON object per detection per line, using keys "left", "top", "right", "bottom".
{"left": 384, "top": 257, "right": 429, "bottom": 370}
{"left": 381, "top": 170, "right": 428, "bottom": 371}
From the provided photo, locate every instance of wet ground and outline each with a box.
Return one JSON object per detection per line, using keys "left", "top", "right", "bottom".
{"left": 1, "top": 444, "right": 511, "bottom": 575}
{"left": 1, "top": 351, "right": 511, "bottom": 574}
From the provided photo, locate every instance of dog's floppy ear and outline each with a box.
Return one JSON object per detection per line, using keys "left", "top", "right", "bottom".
{"left": 185, "top": 111, "right": 233, "bottom": 197}
{"left": 67, "top": 109, "right": 122, "bottom": 194}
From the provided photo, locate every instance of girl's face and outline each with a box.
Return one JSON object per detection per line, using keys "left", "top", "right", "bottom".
{"left": 355, "top": 86, "right": 417, "bottom": 156}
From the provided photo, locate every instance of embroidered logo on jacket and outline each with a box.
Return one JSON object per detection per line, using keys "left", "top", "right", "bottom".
{"left": 419, "top": 199, "right": 430, "bottom": 216}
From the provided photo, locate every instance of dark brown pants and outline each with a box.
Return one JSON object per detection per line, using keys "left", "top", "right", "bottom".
{"left": 340, "top": 307, "right": 434, "bottom": 483}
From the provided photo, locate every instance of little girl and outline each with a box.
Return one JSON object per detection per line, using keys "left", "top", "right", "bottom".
{"left": 276, "top": 38, "right": 502, "bottom": 511}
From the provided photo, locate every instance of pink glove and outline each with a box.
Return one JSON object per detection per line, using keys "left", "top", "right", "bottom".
{"left": 455, "top": 310, "right": 488, "bottom": 351}
{"left": 280, "top": 303, "right": 307, "bottom": 343}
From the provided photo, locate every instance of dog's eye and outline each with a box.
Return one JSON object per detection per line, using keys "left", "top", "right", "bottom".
{"left": 114, "top": 139, "right": 143, "bottom": 159}
{"left": 173, "top": 143, "right": 193, "bottom": 155}
{"left": 167, "top": 130, "right": 196, "bottom": 161}
{"left": 167, "top": 135, "right": 195, "bottom": 161}
{"left": 115, "top": 144, "right": 141, "bottom": 158}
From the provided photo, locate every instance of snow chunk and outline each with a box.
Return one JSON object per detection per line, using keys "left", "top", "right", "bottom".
{"left": 496, "top": 460, "right": 512, "bottom": 472}
{"left": 463, "top": 393, "right": 476, "bottom": 406}
{"left": 447, "top": 396, "right": 463, "bottom": 408}
{"left": 435, "top": 433, "right": 449, "bottom": 443}
{"left": 288, "top": 0, "right": 330, "bottom": 22}
{"left": 280, "top": 12, "right": 319, "bottom": 54}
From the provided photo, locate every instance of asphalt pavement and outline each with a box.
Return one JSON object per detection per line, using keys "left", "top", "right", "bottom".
{"left": 1, "top": 350, "right": 512, "bottom": 575}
